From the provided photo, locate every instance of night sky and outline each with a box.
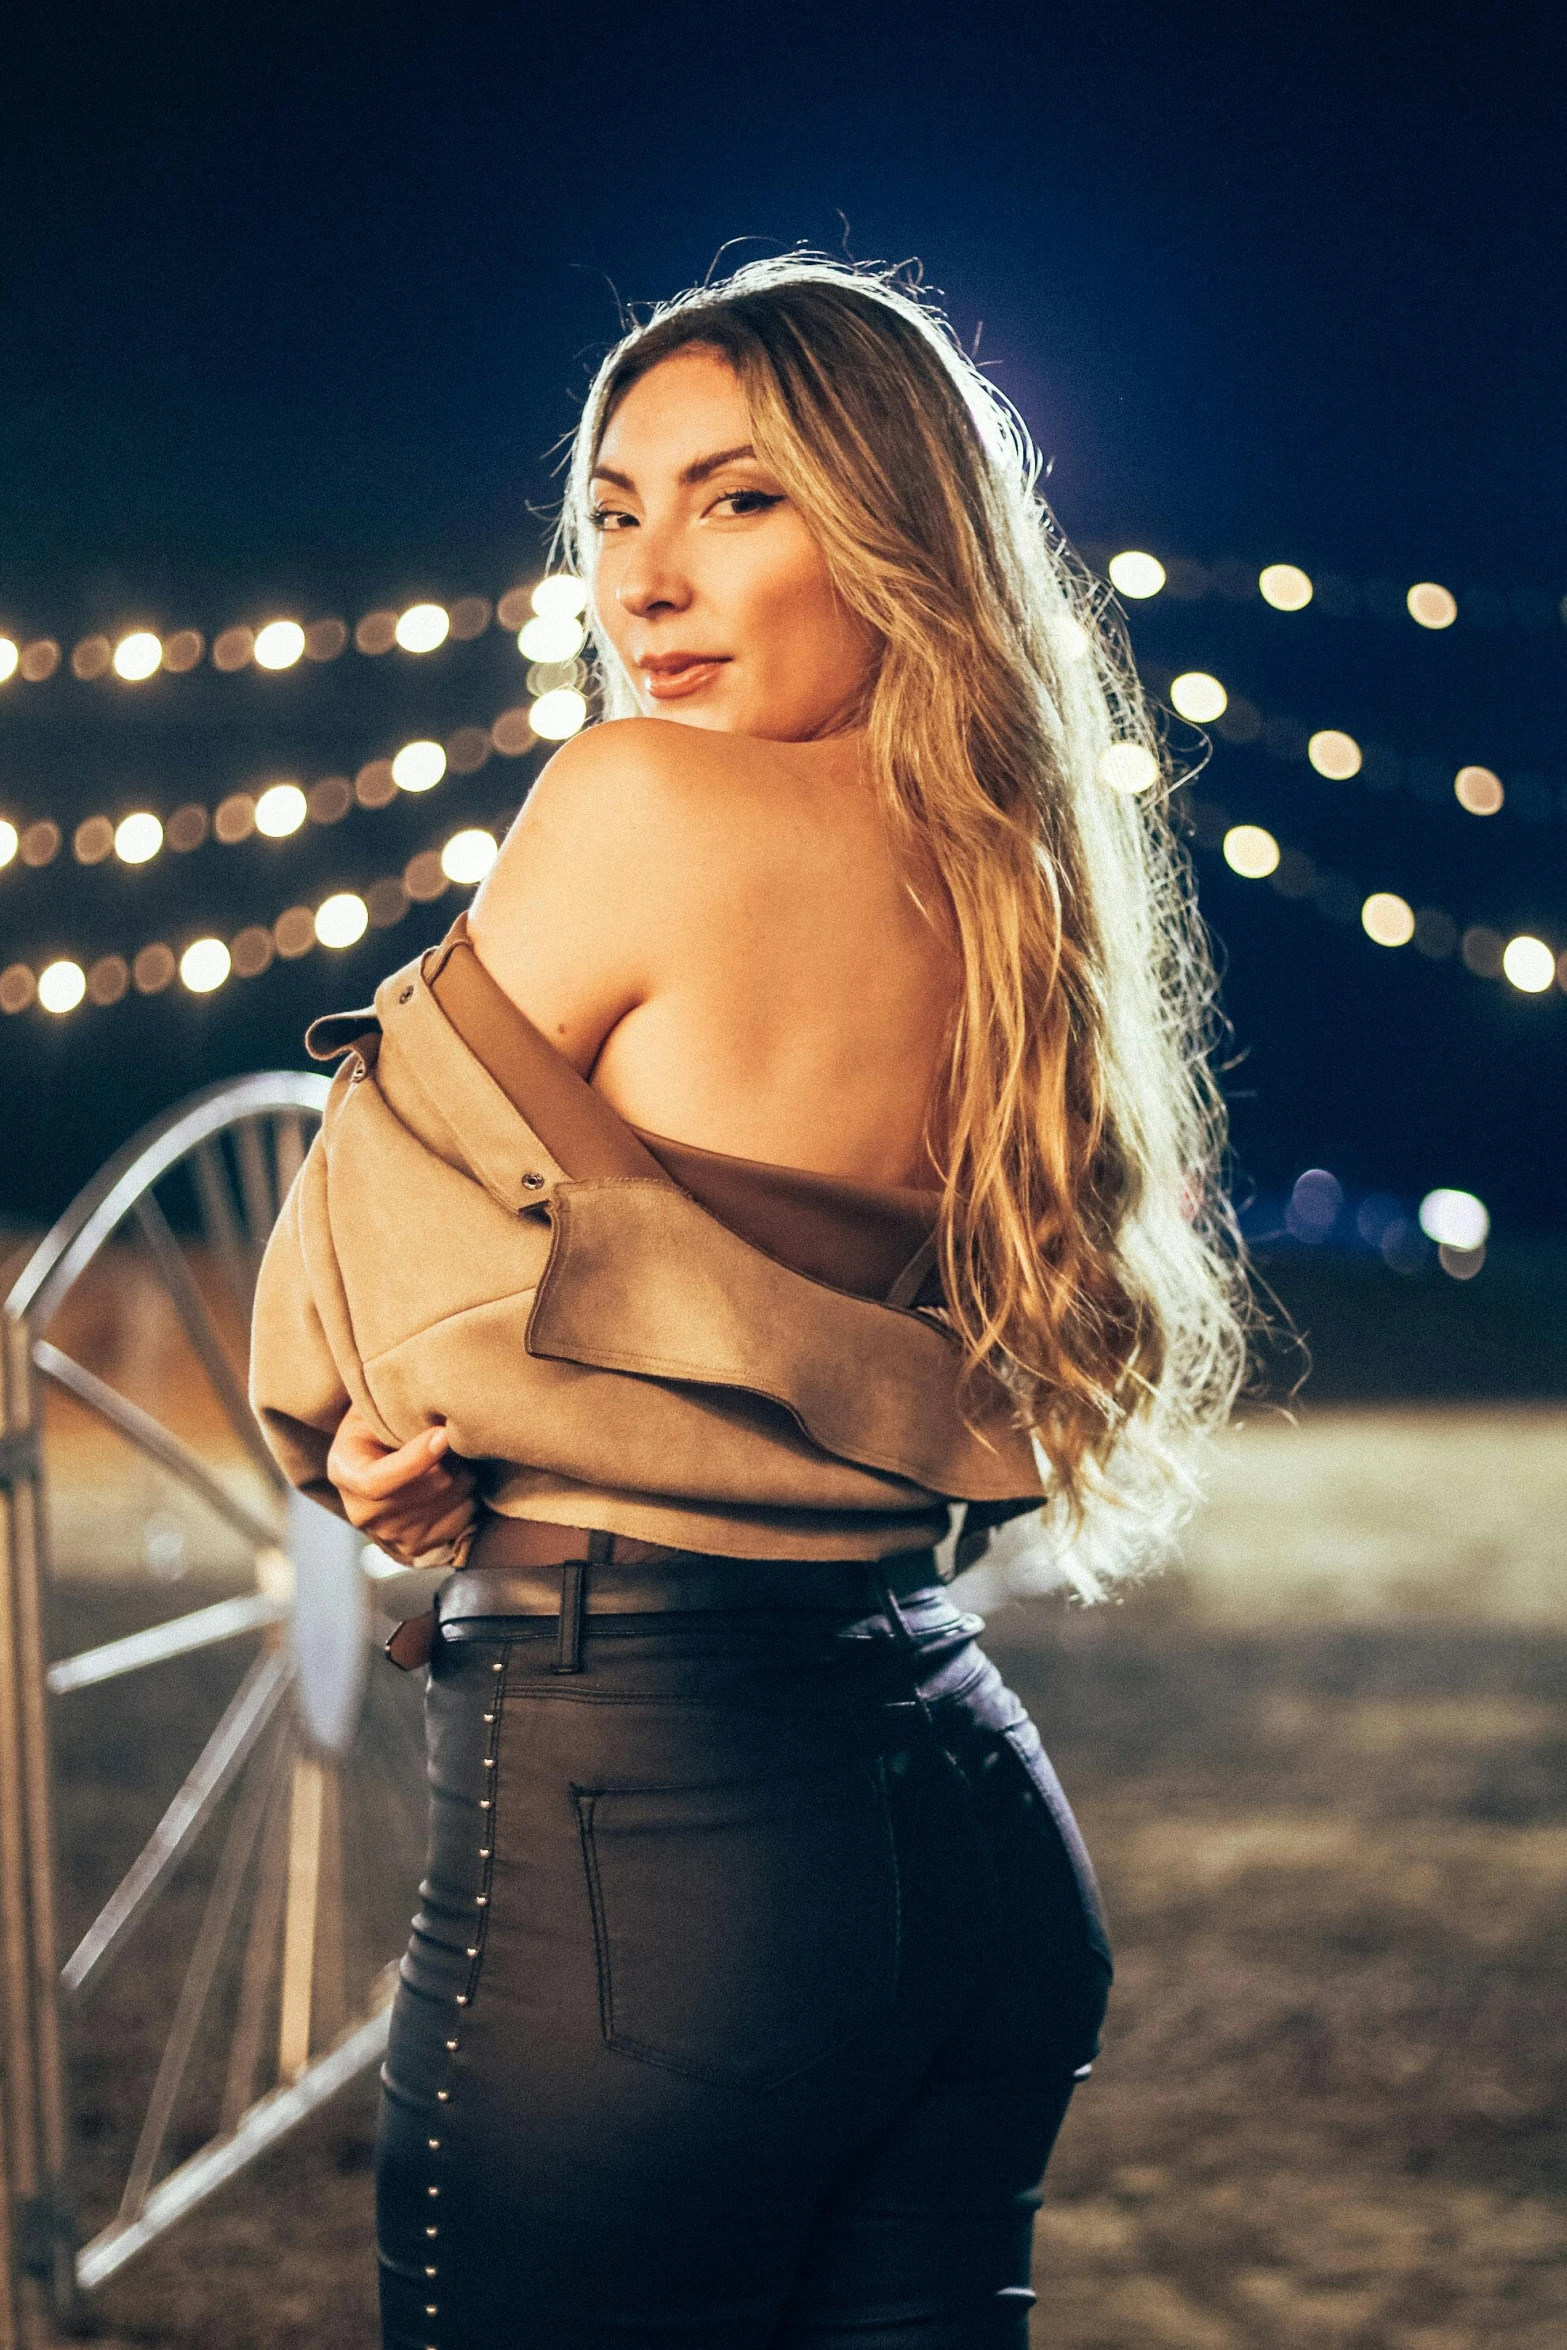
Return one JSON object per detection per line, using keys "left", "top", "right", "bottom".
{"left": 2, "top": 2, "right": 1563, "bottom": 1247}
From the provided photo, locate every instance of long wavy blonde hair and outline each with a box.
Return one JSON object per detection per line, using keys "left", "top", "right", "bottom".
{"left": 557, "top": 254, "right": 1249, "bottom": 1590}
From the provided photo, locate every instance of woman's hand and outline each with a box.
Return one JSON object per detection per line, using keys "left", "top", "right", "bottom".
{"left": 326, "top": 1404, "right": 478, "bottom": 1564}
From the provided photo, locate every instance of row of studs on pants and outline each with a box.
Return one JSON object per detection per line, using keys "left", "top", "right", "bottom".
{"left": 417, "top": 1651, "right": 509, "bottom": 2348}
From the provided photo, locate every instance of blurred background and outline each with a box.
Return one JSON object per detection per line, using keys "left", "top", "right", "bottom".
{"left": 0, "top": 5, "right": 1562, "bottom": 2346}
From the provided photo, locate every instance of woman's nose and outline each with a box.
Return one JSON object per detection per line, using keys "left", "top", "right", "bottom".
{"left": 614, "top": 530, "right": 693, "bottom": 619}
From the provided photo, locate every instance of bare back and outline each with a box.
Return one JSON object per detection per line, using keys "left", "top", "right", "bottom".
{"left": 467, "top": 718, "right": 959, "bottom": 1188}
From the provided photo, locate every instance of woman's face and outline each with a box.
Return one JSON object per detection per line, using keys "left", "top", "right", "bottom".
{"left": 588, "top": 347, "right": 879, "bottom": 740}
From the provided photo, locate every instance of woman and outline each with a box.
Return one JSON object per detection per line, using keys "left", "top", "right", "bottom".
{"left": 251, "top": 255, "right": 1245, "bottom": 2348}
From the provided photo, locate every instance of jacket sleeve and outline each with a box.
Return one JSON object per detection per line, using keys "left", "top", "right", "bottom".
{"left": 248, "top": 1116, "right": 358, "bottom": 1516}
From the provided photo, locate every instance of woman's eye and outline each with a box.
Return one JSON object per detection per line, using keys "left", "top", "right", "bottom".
{"left": 587, "top": 505, "right": 634, "bottom": 532}
{"left": 713, "top": 490, "right": 783, "bottom": 518}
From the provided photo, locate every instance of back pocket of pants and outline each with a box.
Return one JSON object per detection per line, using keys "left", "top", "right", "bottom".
{"left": 574, "top": 1761, "right": 899, "bottom": 2092}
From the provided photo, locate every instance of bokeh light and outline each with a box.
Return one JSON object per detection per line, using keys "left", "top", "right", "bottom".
{"left": 113, "top": 811, "right": 164, "bottom": 865}
{"left": 179, "top": 938, "right": 231, "bottom": 994}
{"left": 440, "top": 829, "right": 499, "bottom": 886}
{"left": 86, "top": 956, "right": 129, "bottom": 1007}
{"left": 20, "top": 640, "right": 59, "bottom": 681}
{"left": 1287, "top": 1168, "right": 1343, "bottom": 1242}
{"left": 391, "top": 739, "right": 447, "bottom": 793}
{"left": 253, "top": 620, "right": 306, "bottom": 671}
{"left": 529, "top": 688, "right": 588, "bottom": 741}
{"left": 354, "top": 610, "right": 399, "bottom": 656}
{"left": 273, "top": 908, "right": 317, "bottom": 960}
{"left": 1222, "top": 824, "right": 1280, "bottom": 879}
{"left": 133, "top": 943, "right": 176, "bottom": 994}
{"left": 1361, "top": 892, "right": 1415, "bottom": 947}
{"left": 72, "top": 636, "right": 112, "bottom": 680}
{"left": 518, "top": 613, "right": 587, "bottom": 663}
{"left": 531, "top": 575, "right": 589, "bottom": 620}
{"left": 1501, "top": 934, "right": 1555, "bottom": 993}
{"left": 1439, "top": 1242, "right": 1486, "bottom": 1281}
{"left": 211, "top": 626, "right": 254, "bottom": 672}
{"left": 1454, "top": 765, "right": 1504, "bottom": 816}
{"left": 0, "top": 965, "right": 35, "bottom": 1014}
{"left": 74, "top": 817, "right": 115, "bottom": 865}
{"left": 1169, "top": 672, "right": 1228, "bottom": 723}
{"left": 403, "top": 851, "right": 448, "bottom": 903}
{"left": 395, "top": 603, "right": 451, "bottom": 654}
{"left": 0, "top": 821, "right": 17, "bottom": 869}
{"left": 315, "top": 892, "right": 369, "bottom": 949}
{"left": 304, "top": 618, "right": 348, "bottom": 662}
{"left": 1097, "top": 742, "right": 1159, "bottom": 794}
{"left": 0, "top": 639, "right": 18, "bottom": 682}
{"left": 448, "top": 596, "right": 493, "bottom": 641}
{"left": 1258, "top": 564, "right": 1314, "bottom": 611}
{"left": 161, "top": 629, "right": 204, "bottom": 674}
{"left": 1107, "top": 551, "right": 1165, "bottom": 600}
{"left": 166, "top": 804, "right": 210, "bottom": 852}
{"left": 1461, "top": 925, "right": 1505, "bottom": 979}
{"left": 254, "top": 782, "right": 308, "bottom": 838}
{"left": 230, "top": 926, "right": 275, "bottom": 978}
{"left": 112, "top": 631, "right": 163, "bottom": 682}
{"left": 38, "top": 960, "right": 86, "bottom": 1015}
{"left": 1308, "top": 730, "right": 1362, "bottom": 780}
{"left": 1407, "top": 582, "right": 1457, "bottom": 630}
{"left": 1418, "top": 1188, "right": 1489, "bottom": 1250}
{"left": 21, "top": 821, "right": 60, "bottom": 867}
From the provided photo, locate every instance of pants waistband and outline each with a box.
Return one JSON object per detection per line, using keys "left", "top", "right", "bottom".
{"left": 438, "top": 1539, "right": 945, "bottom": 1631}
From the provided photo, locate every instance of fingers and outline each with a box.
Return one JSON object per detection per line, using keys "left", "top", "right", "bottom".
{"left": 329, "top": 1416, "right": 456, "bottom": 1502}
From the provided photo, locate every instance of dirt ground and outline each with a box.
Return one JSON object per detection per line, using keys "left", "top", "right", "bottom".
{"left": 25, "top": 1408, "right": 1567, "bottom": 2348}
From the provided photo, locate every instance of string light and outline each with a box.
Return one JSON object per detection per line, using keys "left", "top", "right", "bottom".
{"left": 112, "top": 632, "right": 163, "bottom": 682}
{"left": 1501, "top": 934, "right": 1555, "bottom": 993}
{"left": 517, "top": 613, "right": 586, "bottom": 663}
{"left": 255, "top": 783, "right": 308, "bottom": 838}
{"left": 1454, "top": 765, "right": 1504, "bottom": 816}
{"left": 395, "top": 603, "right": 451, "bottom": 653}
{"left": 1407, "top": 583, "right": 1458, "bottom": 631}
{"left": 1361, "top": 892, "right": 1416, "bottom": 947}
{"left": 1170, "top": 672, "right": 1228, "bottom": 723}
{"left": 390, "top": 739, "right": 447, "bottom": 793}
{"left": 1107, "top": 551, "right": 1166, "bottom": 600}
{"left": 0, "top": 702, "right": 557, "bottom": 888}
{"left": 528, "top": 688, "right": 588, "bottom": 742}
{"left": 1097, "top": 743, "right": 1159, "bottom": 794}
{"left": 0, "top": 819, "right": 502, "bottom": 1019}
{"left": 180, "top": 938, "right": 231, "bottom": 993}
{"left": 1258, "top": 564, "right": 1314, "bottom": 612}
{"left": 1306, "top": 729, "right": 1362, "bottom": 781}
{"left": 114, "top": 812, "right": 164, "bottom": 865}
{"left": 1222, "top": 824, "right": 1280, "bottom": 879}
{"left": 253, "top": 620, "right": 306, "bottom": 671}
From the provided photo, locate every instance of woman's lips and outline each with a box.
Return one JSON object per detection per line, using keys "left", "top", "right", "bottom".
{"left": 639, "top": 656, "right": 730, "bottom": 700}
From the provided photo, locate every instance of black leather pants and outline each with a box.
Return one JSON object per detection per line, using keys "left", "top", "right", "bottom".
{"left": 376, "top": 1572, "right": 1112, "bottom": 2348}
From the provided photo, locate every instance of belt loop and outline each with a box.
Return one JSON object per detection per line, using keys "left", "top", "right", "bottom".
{"left": 554, "top": 1530, "right": 613, "bottom": 1674}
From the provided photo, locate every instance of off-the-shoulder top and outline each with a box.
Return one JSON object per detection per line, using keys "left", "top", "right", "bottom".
{"left": 250, "top": 917, "right": 1046, "bottom": 1563}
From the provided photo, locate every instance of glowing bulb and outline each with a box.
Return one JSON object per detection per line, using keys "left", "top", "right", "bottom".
{"left": 1169, "top": 672, "right": 1228, "bottom": 723}
{"left": 253, "top": 620, "right": 306, "bottom": 670}
{"left": 0, "top": 821, "right": 16, "bottom": 868}
{"left": 1097, "top": 742, "right": 1159, "bottom": 794}
{"left": 179, "top": 937, "right": 231, "bottom": 994}
{"left": 1407, "top": 582, "right": 1457, "bottom": 630}
{"left": 1361, "top": 892, "right": 1415, "bottom": 947}
{"left": 1308, "top": 730, "right": 1362, "bottom": 780}
{"left": 0, "top": 639, "right": 17, "bottom": 682}
{"left": 1418, "top": 1188, "right": 1489, "bottom": 1250}
{"left": 1107, "top": 551, "right": 1165, "bottom": 600}
{"left": 531, "top": 575, "right": 589, "bottom": 619}
{"left": 518, "top": 614, "right": 586, "bottom": 663}
{"left": 254, "top": 782, "right": 308, "bottom": 837}
{"left": 440, "top": 828, "right": 499, "bottom": 885}
{"left": 1502, "top": 934, "right": 1555, "bottom": 993}
{"left": 395, "top": 602, "right": 451, "bottom": 653}
{"left": 528, "top": 688, "right": 588, "bottom": 741}
{"left": 1222, "top": 824, "right": 1280, "bottom": 879}
{"left": 114, "top": 811, "right": 164, "bottom": 864}
{"left": 315, "top": 892, "right": 369, "bottom": 949}
{"left": 38, "top": 960, "right": 86, "bottom": 1015}
{"left": 1454, "top": 766, "right": 1504, "bottom": 817}
{"left": 1258, "top": 564, "right": 1313, "bottom": 611}
{"left": 112, "top": 631, "right": 163, "bottom": 681}
{"left": 391, "top": 739, "right": 447, "bottom": 793}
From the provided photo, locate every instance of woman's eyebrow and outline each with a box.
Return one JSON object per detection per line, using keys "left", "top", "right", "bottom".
{"left": 590, "top": 444, "right": 760, "bottom": 492}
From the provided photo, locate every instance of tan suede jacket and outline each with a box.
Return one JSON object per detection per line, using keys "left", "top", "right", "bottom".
{"left": 249, "top": 928, "right": 1046, "bottom": 1563}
